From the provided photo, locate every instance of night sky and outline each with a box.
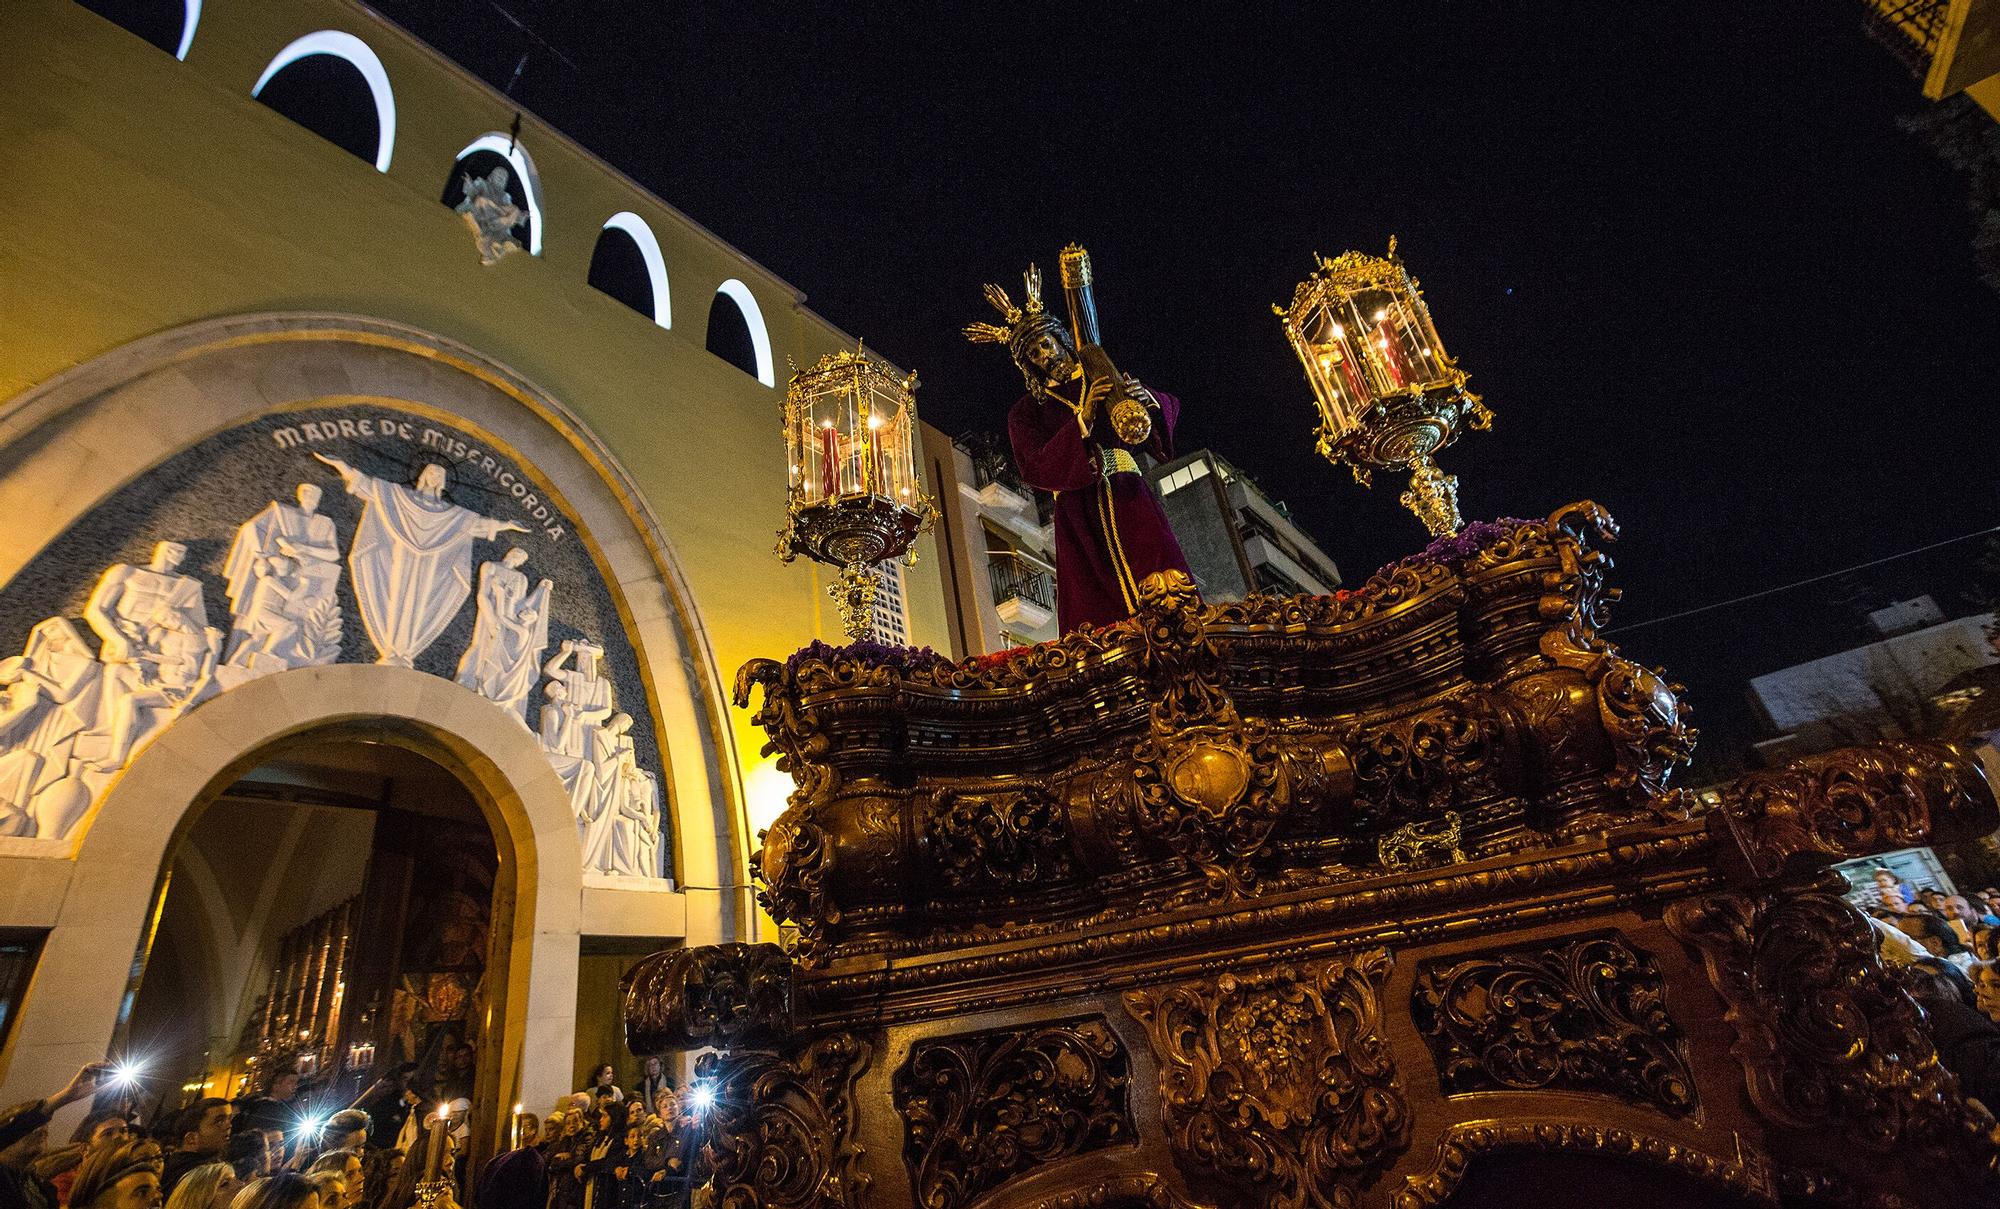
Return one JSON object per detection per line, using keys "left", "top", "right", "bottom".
{"left": 370, "top": 0, "right": 2000, "bottom": 772}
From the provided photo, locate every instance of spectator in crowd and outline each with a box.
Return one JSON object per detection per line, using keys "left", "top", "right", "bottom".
{"left": 543, "top": 1109, "right": 588, "bottom": 1209}
{"left": 40, "top": 1108, "right": 133, "bottom": 1204}
{"left": 161, "top": 1099, "right": 233, "bottom": 1196}
{"left": 67, "top": 1137, "right": 163, "bottom": 1209}
{"left": 591, "top": 1118, "right": 649, "bottom": 1209}
{"left": 304, "top": 1150, "right": 362, "bottom": 1208}
{"left": 228, "top": 1171, "right": 319, "bottom": 1209}
{"left": 352, "top": 1069, "right": 418, "bottom": 1153}
{"left": 1871, "top": 867, "right": 1915, "bottom": 911}
{"left": 632, "top": 1059, "right": 671, "bottom": 1119}
{"left": 220, "top": 1131, "right": 270, "bottom": 1183}
{"left": 436, "top": 1046, "right": 477, "bottom": 1106}
{"left": 161, "top": 1162, "right": 238, "bottom": 1209}
{"left": 1943, "top": 895, "right": 1981, "bottom": 946}
{"left": 579, "top": 1065, "right": 624, "bottom": 1105}
{"left": 233, "top": 1073, "right": 300, "bottom": 1138}
{"left": 2, "top": 1062, "right": 117, "bottom": 1209}
{"left": 473, "top": 1122, "right": 547, "bottom": 1209}
{"left": 1906, "top": 958, "right": 2000, "bottom": 1111}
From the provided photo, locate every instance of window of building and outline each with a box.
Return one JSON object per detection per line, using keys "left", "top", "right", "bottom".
{"left": 443, "top": 134, "right": 543, "bottom": 255}
{"left": 252, "top": 31, "right": 396, "bottom": 172}
{"left": 0, "top": 929, "right": 47, "bottom": 1051}
{"left": 1157, "top": 460, "right": 1211, "bottom": 495}
{"left": 869, "top": 561, "right": 910, "bottom": 646}
{"left": 706, "top": 280, "right": 774, "bottom": 386}
{"left": 73, "top": 0, "right": 200, "bottom": 60}
{"left": 590, "top": 213, "right": 671, "bottom": 328}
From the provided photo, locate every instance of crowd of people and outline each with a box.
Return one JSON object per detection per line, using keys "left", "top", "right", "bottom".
{"left": 0, "top": 1056, "right": 699, "bottom": 1209}
{"left": 1862, "top": 867, "right": 2000, "bottom": 1107}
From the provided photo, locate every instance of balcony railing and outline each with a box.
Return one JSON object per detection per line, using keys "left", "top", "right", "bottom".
{"left": 989, "top": 555, "right": 1055, "bottom": 612}
{"left": 1864, "top": 0, "right": 1951, "bottom": 75}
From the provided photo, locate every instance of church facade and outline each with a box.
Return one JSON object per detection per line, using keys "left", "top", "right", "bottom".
{"left": 0, "top": 0, "right": 948, "bottom": 1148}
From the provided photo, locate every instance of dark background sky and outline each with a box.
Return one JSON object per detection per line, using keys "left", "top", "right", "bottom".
{"left": 371, "top": 0, "right": 2000, "bottom": 774}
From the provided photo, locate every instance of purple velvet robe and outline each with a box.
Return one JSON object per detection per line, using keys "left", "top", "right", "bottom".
{"left": 1007, "top": 390, "right": 1193, "bottom": 633}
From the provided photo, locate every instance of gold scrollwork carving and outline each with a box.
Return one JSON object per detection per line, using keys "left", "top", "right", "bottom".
{"left": 1666, "top": 890, "right": 2000, "bottom": 1183}
{"left": 1393, "top": 1120, "right": 1776, "bottom": 1209}
{"left": 893, "top": 1015, "right": 1133, "bottom": 1209}
{"left": 1122, "top": 949, "right": 1410, "bottom": 1209}
{"left": 691, "top": 1032, "right": 871, "bottom": 1208}
{"left": 1411, "top": 933, "right": 1694, "bottom": 1115}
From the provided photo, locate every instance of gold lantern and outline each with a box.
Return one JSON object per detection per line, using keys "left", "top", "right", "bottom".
{"left": 1275, "top": 238, "right": 1493, "bottom": 536}
{"left": 776, "top": 345, "right": 939, "bottom": 640}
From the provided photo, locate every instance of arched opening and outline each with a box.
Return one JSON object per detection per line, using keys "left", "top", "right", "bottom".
{"left": 252, "top": 32, "right": 396, "bottom": 173}
{"left": 72, "top": 0, "right": 200, "bottom": 60}
{"left": 126, "top": 738, "right": 497, "bottom": 1148}
{"left": 706, "top": 280, "right": 773, "bottom": 386}
{"left": 590, "top": 214, "right": 670, "bottom": 328}
{"left": 444, "top": 135, "right": 544, "bottom": 256}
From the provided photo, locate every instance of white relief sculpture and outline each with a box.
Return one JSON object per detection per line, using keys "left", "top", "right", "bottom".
{"left": 0, "top": 444, "right": 670, "bottom": 866}
{"left": 579, "top": 711, "right": 635, "bottom": 874}
{"left": 618, "top": 764, "right": 663, "bottom": 878}
{"left": 81, "top": 541, "right": 222, "bottom": 770}
{"left": 314, "top": 455, "right": 527, "bottom": 668}
{"left": 0, "top": 619, "right": 104, "bottom": 837}
{"left": 456, "top": 166, "right": 525, "bottom": 265}
{"left": 538, "top": 679, "right": 584, "bottom": 763}
{"left": 216, "top": 483, "right": 343, "bottom": 690}
{"left": 455, "top": 549, "right": 552, "bottom": 724}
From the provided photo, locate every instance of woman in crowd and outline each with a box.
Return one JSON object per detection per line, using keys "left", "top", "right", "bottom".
{"left": 162, "top": 1163, "right": 240, "bottom": 1209}
{"left": 228, "top": 1171, "right": 319, "bottom": 1209}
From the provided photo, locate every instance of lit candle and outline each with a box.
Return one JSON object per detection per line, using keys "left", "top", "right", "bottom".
{"left": 818, "top": 424, "right": 840, "bottom": 500}
{"left": 424, "top": 1103, "right": 450, "bottom": 1180}
{"left": 510, "top": 1102, "right": 523, "bottom": 1150}
{"left": 1373, "top": 310, "right": 1407, "bottom": 388}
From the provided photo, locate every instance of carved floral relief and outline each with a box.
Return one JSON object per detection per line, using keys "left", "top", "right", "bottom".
{"left": 1122, "top": 949, "right": 1410, "bottom": 1209}
{"left": 1411, "top": 932, "right": 1695, "bottom": 1116}
{"left": 893, "top": 1015, "right": 1134, "bottom": 1209}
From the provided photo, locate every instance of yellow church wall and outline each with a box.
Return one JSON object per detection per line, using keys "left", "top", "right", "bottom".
{"left": 0, "top": 0, "right": 950, "bottom": 891}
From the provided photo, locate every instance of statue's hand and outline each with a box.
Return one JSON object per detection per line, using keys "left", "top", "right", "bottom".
{"left": 495, "top": 520, "right": 530, "bottom": 535}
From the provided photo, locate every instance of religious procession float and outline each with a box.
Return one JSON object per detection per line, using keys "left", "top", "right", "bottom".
{"left": 622, "top": 242, "right": 2000, "bottom": 1208}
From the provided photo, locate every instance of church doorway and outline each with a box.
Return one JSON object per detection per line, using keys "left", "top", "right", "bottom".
{"left": 122, "top": 732, "right": 503, "bottom": 1151}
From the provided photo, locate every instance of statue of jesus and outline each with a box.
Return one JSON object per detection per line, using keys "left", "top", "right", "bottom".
{"left": 966, "top": 260, "right": 1192, "bottom": 632}
{"left": 314, "top": 454, "right": 527, "bottom": 666}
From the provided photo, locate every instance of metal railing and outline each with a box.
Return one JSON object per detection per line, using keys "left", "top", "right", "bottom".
{"left": 1863, "top": 0, "right": 1950, "bottom": 75}
{"left": 989, "top": 555, "right": 1056, "bottom": 611}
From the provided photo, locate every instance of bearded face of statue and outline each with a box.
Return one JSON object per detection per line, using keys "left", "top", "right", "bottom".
{"left": 1019, "top": 328, "right": 1077, "bottom": 396}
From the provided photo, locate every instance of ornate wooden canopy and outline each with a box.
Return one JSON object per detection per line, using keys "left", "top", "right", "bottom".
{"left": 626, "top": 502, "right": 2000, "bottom": 1208}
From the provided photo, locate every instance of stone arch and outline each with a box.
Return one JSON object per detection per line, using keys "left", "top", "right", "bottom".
{"left": 0, "top": 313, "right": 749, "bottom": 922}
{"left": 4, "top": 665, "right": 582, "bottom": 1149}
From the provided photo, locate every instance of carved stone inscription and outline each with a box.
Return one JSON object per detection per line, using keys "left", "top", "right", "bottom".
{"left": 1123, "top": 949, "right": 1410, "bottom": 1209}
{"left": 893, "top": 1014, "right": 1133, "bottom": 1209}
{"left": 1411, "top": 932, "right": 1695, "bottom": 1116}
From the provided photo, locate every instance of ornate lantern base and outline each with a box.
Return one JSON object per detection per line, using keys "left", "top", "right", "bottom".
{"left": 778, "top": 495, "right": 932, "bottom": 643}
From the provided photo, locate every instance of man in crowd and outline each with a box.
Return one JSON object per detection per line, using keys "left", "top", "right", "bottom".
{"left": 1, "top": 1062, "right": 116, "bottom": 1209}
{"left": 160, "top": 1097, "right": 232, "bottom": 1195}
{"left": 66, "top": 1137, "right": 162, "bottom": 1209}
